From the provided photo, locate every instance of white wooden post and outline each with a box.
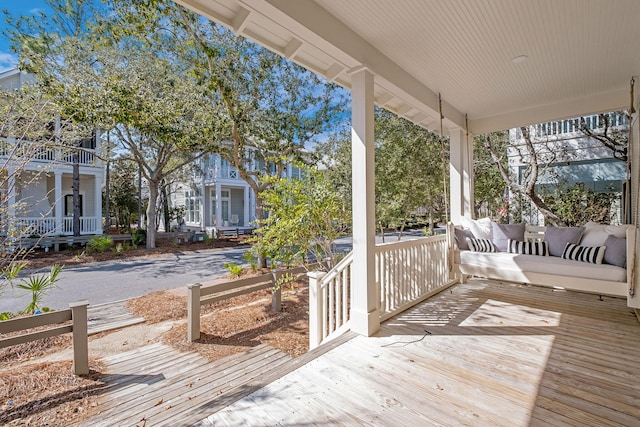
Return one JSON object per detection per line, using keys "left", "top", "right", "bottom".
{"left": 308, "top": 271, "right": 326, "bottom": 349}
{"left": 449, "top": 128, "right": 474, "bottom": 224}
{"left": 94, "top": 174, "right": 102, "bottom": 235}
{"left": 69, "top": 300, "right": 89, "bottom": 376}
{"left": 243, "top": 186, "right": 250, "bottom": 227}
{"left": 54, "top": 171, "right": 63, "bottom": 234}
{"left": 629, "top": 75, "right": 640, "bottom": 309}
{"left": 350, "top": 67, "right": 380, "bottom": 337}
{"left": 215, "top": 181, "right": 222, "bottom": 228}
{"left": 187, "top": 283, "right": 202, "bottom": 341}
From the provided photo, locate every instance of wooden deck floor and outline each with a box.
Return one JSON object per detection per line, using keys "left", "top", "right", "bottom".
{"left": 87, "top": 300, "right": 145, "bottom": 335}
{"left": 200, "top": 279, "right": 640, "bottom": 426}
{"left": 80, "top": 343, "right": 293, "bottom": 427}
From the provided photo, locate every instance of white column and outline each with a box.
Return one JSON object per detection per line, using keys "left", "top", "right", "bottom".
{"left": 629, "top": 75, "right": 639, "bottom": 309}
{"left": 215, "top": 182, "right": 222, "bottom": 227}
{"left": 200, "top": 171, "right": 206, "bottom": 230}
{"left": 449, "top": 128, "right": 474, "bottom": 223}
{"left": 350, "top": 67, "right": 379, "bottom": 336}
{"left": 94, "top": 174, "right": 102, "bottom": 235}
{"left": 54, "top": 171, "right": 63, "bottom": 233}
{"left": 243, "top": 186, "right": 250, "bottom": 226}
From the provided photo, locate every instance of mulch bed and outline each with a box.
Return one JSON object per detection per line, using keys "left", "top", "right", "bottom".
{"left": 127, "top": 277, "right": 309, "bottom": 361}
{"left": 0, "top": 360, "right": 105, "bottom": 426}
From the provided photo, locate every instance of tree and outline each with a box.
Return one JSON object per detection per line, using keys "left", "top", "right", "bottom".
{"left": 249, "top": 164, "right": 349, "bottom": 269}
{"left": 108, "top": 157, "right": 138, "bottom": 232}
{"left": 579, "top": 111, "right": 629, "bottom": 162}
{"left": 482, "top": 113, "right": 630, "bottom": 226}
{"left": 103, "top": 0, "right": 347, "bottom": 260}
{"left": 7, "top": 1, "right": 218, "bottom": 248}
{"left": 483, "top": 127, "right": 566, "bottom": 225}
{"left": 314, "top": 125, "right": 353, "bottom": 220}
{"left": 5, "top": 0, "right": 103, "bottom": 237}
{"left": 473, "top": 133, "right": 509, "bottom": 220}
{"left": 0, "top": 83, "right": 69, "bottom": 297}
{"left": 374, "top": 109, "right": 446, "bottom": 239}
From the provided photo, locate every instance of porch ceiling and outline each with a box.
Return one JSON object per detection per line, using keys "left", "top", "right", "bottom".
{"left": 177, "top": 0, "right": 640, "bottom": 134}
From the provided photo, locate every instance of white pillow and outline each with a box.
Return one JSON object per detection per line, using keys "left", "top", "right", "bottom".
{"left": 581, "top": 221, "right": 631, "bottom": 247}
{"left": 460, "top": 216, "right": 492, "bottom": 240}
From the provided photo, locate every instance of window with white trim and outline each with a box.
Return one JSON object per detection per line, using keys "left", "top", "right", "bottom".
{"left": 184, "top": 189, "right": 201, "bottom": 223}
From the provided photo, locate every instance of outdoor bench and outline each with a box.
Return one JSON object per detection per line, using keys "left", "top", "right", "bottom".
{"left": 446, "top": 220, "right": 636, "bottom": 302}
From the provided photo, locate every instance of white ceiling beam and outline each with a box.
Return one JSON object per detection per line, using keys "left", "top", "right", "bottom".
{"left": 324, "top": 63, "right": 344, "bottom": 82}
{"left": 174, "top": 0, "right": 234, "bottom": 28}
{"left": 375, "top": 93, "right": 394, "bottom": 107}
{"left": 470, "top": 88, "right": 629, "bottom": 135}
{"left": 283, "top": 38, "right": 304, "bottom": 60}
{"left": 232, "top": 7, "right": 251, "bottom": 34}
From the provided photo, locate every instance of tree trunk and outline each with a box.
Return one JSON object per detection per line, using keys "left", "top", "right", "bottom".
{"left": 72, "top": 154, "right": 80, "bottom": 237}
{"left": 254, "top": 194, "right": 268, "bottom": 268}
{"left": 146, "top": 182, "right": 159, "bottom": 249}
{"left": 429, "top": 211, "right": 434, "bottom": 236}
{"left": 161, "top": 182, "right": 170, "bottom": 233}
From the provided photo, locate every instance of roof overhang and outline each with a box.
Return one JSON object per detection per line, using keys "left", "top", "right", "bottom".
{"left": 176, "top": 0, "right": 640, "bottom": 135}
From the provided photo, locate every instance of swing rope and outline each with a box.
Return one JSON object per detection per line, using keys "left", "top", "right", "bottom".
{"left": 629, "top": 77, "right": 637, "bottom": 297}
{"left": 438, "top": 93, "right": 449, "bottom": 222}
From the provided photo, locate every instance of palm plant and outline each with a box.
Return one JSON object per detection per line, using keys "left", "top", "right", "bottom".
{"left": 16, "top": 264, "right": 63, "bottom": 314}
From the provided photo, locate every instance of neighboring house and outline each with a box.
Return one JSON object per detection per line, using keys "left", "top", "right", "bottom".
{"left": 172, "top": 152, "right": 303, "bottom": 236}
{"left": 508, "top": 111, "right": 629, "bottom": 224}
{"left": 0, "top": 68, "right": 104, "bottom": 237}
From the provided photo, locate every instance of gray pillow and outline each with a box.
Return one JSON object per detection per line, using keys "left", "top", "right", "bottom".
{"left": 454, "top": 228, "right": 474, "bottom": 250}
{"left": 491, "top": 222, "right": 525, "bottom": 252}
{"left": 603, "top": 235, "right": 626, "bottom": 268}
{"left": 544, "top": 226, "right": 585, "bottom": 257}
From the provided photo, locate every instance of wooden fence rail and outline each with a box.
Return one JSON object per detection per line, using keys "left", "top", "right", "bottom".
{"left": 187, "top": 267, "right": 307, "bottom": 342}
{"left": 0, "top": 301, "right": 89, "bottom": 375}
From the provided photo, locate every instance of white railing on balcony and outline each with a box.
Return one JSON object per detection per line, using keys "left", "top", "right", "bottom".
{"left": 13, "top": 216, "right": 100, "bottom": 236}
{"left": 308, "top": 235, "right": 456, "bottom": 348}
{"left": 0, "top": 141, "right": 97, "bottom": 166}
{"left": 513, "top": 112, "right": 629, "bottom": 141}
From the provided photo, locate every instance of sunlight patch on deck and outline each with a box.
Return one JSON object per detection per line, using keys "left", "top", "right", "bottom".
{"left": 459, "top": 298, "right": 562, "bottom": 327}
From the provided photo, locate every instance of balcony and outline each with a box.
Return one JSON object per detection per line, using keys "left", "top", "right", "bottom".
{"left": 0, "top": 141, "right": 98, "bottom": 167}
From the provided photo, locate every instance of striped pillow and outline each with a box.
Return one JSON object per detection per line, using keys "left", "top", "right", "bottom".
{"left": 561, "top": 243, "right": 606, "bottom": 264}
{"left": 508, "top": 239, "right": 549, "bottom": 256}
{"left": 466, "top": 237, "right": 496, "bottom": 252}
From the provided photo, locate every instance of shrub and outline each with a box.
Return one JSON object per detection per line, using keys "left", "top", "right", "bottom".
{"left": 223, "top": 262, "right": 244, "bottom": 278}
{"left": 86, "top": 236, "right": 113, "bottom": 253}
{"left": 131, "top": 228, "right": 147, "bottom": 246}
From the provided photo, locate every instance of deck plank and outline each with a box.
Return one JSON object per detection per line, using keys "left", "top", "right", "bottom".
{"left": 200, "top": 279, "right": 640, "bottom": 426}
{"left": 81, "top": 343, "right": 292, "bottom": 427}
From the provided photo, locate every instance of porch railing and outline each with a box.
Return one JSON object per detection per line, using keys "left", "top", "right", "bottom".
{"left": 308, "top": 251, "right": 353, "bottom": 348}
{"left": 14, "top": 216, "right": 101, "bottom": 236}
{"left": 376, "top": 235, "right": 454, "bottom": 321}
{"left": 308, "top": 235, "right": 455, "bottom": 348}
{"left": 0, "top": 141, "right": 97, "bottom": 167}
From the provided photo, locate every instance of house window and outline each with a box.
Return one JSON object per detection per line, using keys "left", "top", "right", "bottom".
{"left": 291, "top": 166, "right": 303, "bottom": 179}
{"left": 184, "top": 189, "right": 200, "bottom": 223}
{"left": 64, "top": 195, "right": 83, "bottom": 216}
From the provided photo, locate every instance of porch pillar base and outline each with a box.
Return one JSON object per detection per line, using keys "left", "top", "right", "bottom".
{"left": 350, "top": 307, "right": 380, "bottom": 337}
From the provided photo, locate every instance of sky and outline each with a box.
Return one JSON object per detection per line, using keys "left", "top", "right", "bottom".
{"left": 0, "top": 0, "right": 51, "bottom": 72}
